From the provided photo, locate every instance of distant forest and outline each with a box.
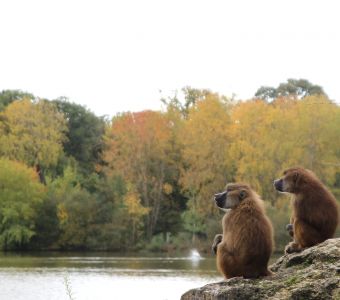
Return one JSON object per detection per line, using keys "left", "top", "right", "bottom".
{"left": 0, "top": 79, "right": 339, "bottom": 252}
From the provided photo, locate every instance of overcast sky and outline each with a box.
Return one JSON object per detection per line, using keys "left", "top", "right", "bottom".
{"left": 0, "top": 0, "right": 339, "bottom": 116}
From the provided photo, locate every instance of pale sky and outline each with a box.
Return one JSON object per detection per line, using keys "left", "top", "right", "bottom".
{"left": 0, "top": 0, "right": 339, "bottom": 116}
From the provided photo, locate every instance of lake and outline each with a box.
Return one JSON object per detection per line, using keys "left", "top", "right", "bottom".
{"left": 0, "top": 251, "right": 221, "bottom": 300}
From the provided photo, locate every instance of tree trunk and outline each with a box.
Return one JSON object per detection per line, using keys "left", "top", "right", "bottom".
{"left": 36, "top": 164, "right": 46, "bottom": 185}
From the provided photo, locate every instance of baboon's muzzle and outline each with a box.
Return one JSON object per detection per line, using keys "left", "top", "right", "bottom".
{"left": 273, "top": 179, "right": 283, "bottom": 192}
{"left": 214, "top": 191, "right": 227, "bottom": 208}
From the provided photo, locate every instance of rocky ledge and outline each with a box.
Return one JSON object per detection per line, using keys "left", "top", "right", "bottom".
{"left": 181, "top": 238, "right": 340, "bottom": 300}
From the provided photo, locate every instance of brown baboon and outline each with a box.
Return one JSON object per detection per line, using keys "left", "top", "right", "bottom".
{"left": 212, "top": 183, "right": 274, "bottom": 279}
{"left": 274, "top": 167, "right": 339, "bottom": 254}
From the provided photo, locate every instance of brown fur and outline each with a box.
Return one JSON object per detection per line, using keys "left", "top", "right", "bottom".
{"left": 213, "top": 183, "right": 274, "bottom": 279}
{"left": 274, "top": 167, "right": 339, "bottom": 253}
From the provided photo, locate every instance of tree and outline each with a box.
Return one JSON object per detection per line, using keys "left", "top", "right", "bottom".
{"left": 0, "top": 89, "right": 34, "bottom": 111}
{"left": 124, "top": 188, "right": 149, "bottom": 244}
{"left": 291, "top": 95, "right": 340, "bottom": 183}
{"left": 103, "top": 110, "right": 179, "bottom": 240}
{"left": 181, "top": 210, "right": 206, "bottom": 244}
{"left": 0, "top": 98, "right": 67, "bottom": 182}
{"left": 50, "top": 167, "right": 97, "bottom": 249}
{"left": 161, "top": 86, "right": 210, "bottom": 118}
{"left": 253, "top": 86, "right": 277, "bottom": 101}
{"left": 229, "top": 95, "right": 339, "bottom": 203}
{"left": 0, "top": 158, "right": 46, "bottom": 250}
{"left": 30, "top": 187, "right": 60, "bottom": 249}
{"left": 255, "top": 79, "right": 326, "bottom": 101}
{"left": 93, "top": 174, "right": 138, "bottom": 250}
{"left": 179, "top": 92, "right": 233, "bottom": 213}
{"left": 53, "top": 99, "right": 106, "bottom": 173}
{"left": 229, "top": 99, "right": 289, "bottom": 202}
{"left": 178, "top": 91, "right": 234, "bottom": 243}
{"left": 50, "top": 166, "right": 137, "bottom": 250}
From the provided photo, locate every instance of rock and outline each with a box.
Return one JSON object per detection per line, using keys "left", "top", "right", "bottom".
{"left": 181, "top": 238, "right": 340, "bottom": 300}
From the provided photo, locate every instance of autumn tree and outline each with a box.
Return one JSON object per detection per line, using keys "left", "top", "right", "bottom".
{"left": 289, "top": 95, "right": 340, "bottom": 183}
{"left": 93, "top": 175, "right": 140, "bottom": 250}
{"left": 230, "top": 95, "right": 340, "bottom": 202}
{"left": 0, "top": 98, "right": 67, "bottom": 183}
{"left": 48, "top": 167, "right": 96, "bottom": 249}
{"left": 124, "top": 188, "right": 149, "bottom": 244}
{"left": 179, "top": 92, "right": 233, "bottom": 213}
{"left": 178, "top": 91, "right": 234, "bottom": 242}
{"left": 0, "top": 158, "right": 46, "bottom": 250}
{"left": 50, "top": 166, "right": 139, "bottom": 250}
{"left": 103, "top": 110, "right": 180, "bottom": 240}
{"left": 229, "top": 99, "right": 288, "bottom": 202}
{"left": 161, "top": 86, "right": 210, "bottom": 118}
{"left": 0, "top": 84, "right": 337, "bottom": 252}
{"left": 0, "top": 89, "right": 34, "bottom": 111}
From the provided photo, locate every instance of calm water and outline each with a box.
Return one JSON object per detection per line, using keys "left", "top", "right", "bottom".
{"left": 0, "top": 251, "right": 221, "bottom": 300}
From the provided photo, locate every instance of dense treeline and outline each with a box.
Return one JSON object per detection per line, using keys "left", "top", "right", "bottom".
{"left": 0, "top": 79, "right": 339, "bottom": 252}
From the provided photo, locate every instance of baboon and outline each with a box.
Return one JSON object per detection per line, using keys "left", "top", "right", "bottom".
{"left": 274, "top": 167, "right": 339, "bottom": 254}
{"left": 212, "top": 183, "right": 274, "bottom": 279}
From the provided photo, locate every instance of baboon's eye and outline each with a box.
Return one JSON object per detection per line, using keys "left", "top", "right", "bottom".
{"left": 239, "top": 190, "right": 247, "bottom": 200}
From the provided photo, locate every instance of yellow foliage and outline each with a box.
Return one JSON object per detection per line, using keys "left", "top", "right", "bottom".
{"left": 179, "top": 93, "right": 234, "bottom": 215}
{"left": 124, "top": 192, "right": 149, "bottom": 217}
{"left": 102, "top": 90, "right": 340, "bottom": 244}
{"left": 0, "top": 98, "right": 67, "bottom": 167}
{"left": 229, "top": 95, "right": 340, "bottom": 202}
{"left": 176, "top": 92, "right": 340, "bottom": 209}
{"left": 163, "top": 183, "right": 173, "bottom": 195}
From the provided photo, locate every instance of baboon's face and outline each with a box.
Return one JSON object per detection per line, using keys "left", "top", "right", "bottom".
{"left": 273, "top": 168, "right": 303, "bottom": 194}
{"left": 214, "top": 183, "right": 249, "bottom": 212}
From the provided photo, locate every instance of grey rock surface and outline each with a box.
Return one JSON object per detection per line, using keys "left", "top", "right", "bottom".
{"left": 181, "top": 238, "right": 340, "bottom": 300}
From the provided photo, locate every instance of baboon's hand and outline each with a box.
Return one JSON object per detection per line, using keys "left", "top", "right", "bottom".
{"left": 212, "top": 234, "right": 223, "bottom": 255}
{"left": 286, "top": 224, "right": 294, "bottom": 237}
{"left": 284, "top": 241, "right": 302, "bottom": 254}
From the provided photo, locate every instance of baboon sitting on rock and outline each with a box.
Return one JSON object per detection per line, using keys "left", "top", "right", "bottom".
{"left": 274, "top": 167, "right": 339, "bottom": 254}
{"left": 212, "top": 183, "right": 274, "bottom": 279}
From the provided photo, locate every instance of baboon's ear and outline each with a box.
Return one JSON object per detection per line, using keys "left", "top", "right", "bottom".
{"left": 239, "top": 190, "right": 247, "bottom": 200}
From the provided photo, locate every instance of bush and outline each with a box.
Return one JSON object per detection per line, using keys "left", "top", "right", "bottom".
{"left": 0, "top": 158, "right": 45, "bottom": 250}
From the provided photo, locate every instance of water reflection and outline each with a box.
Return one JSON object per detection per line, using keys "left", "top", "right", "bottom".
{"left": 0, "top": 252, "right": 221, "bottom": 300}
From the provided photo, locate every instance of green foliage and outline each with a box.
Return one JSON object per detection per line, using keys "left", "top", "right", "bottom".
{"left": 53, "top": 99, "right": 106, "bottom": 173}
{"left": 266, "top": 198, "right": 292, "bottom": 250}
{"left": 182, "top": 210, "right": 206, "bottom": 234}
{"left": 145, "top": 234, "right": 167, "bottom": 252}
{"left": 49, "top": 167, "right": 96, "bottom": 249}
{"left": 30, "top": 188, "right": 60, "bottom": 249}
{"left": 161, "top": 86, "right": 211, "bottom": 118}
{"left": 255, "top": 78, "right": 326, "bottom": 101}
{"left": 0, "top": 158, "right": 45, "bottom": 250}
{"left": 170, "top": 232, "right": 193, "bottom": 251}
{"left": 0, "top": 89, "right": 34, "bottom": 111}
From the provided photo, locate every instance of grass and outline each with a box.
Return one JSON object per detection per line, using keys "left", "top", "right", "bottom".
{"left": 63, "top": 273, "right": 75, "bottom": 300}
